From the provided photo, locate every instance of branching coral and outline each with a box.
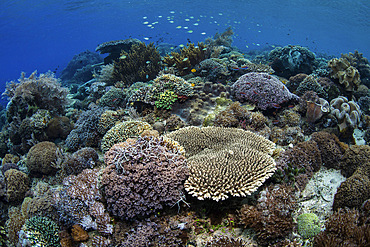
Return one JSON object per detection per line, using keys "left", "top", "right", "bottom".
{"left": 163, "top": 42, "right": 207, "bottom": 75}
{"left": 112, "top": 42, "right": 161, "bottom": 86}
{"left": 238, "top": 184, "right": 297, "bottom": 246}
{"left": 101, "top": 136, "right": 188, "bottom": 219}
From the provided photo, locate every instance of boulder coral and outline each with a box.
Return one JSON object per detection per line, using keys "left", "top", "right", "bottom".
{"left": 26, "top": 141, "right": 59, "bottom": 176}
{"left": 231, "top": 72, "right": 298, "bottom": 110}
{"left": 4, "top": 169, "right": 29, "bottom": 203}
{"left": 330, "top": 96, "right": 362, "bottom": 132}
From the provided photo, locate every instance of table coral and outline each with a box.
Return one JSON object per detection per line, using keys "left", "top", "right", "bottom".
{"left": 330, "top": 96, "right": 362, "bottom": 132}
{"left": 231, "top": 72, "right": 299, "bottom": 110}
{"left": 101, "top": 136, "right": 188, "bottom": 219}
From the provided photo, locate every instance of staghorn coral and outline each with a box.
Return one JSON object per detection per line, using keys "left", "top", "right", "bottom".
{"left": 4, "top": 169, "right": 29, "bottom": 203}
{"left": 328, "top": 57, "right": 361, "bottom": 91}
{"left": 19, "top": 216, "right": 60, "bottom": 247}
{"left": 185, "top": 142, "right": 276, "bottom": 201}
{"left": 165, "top": 126, "right": 276, "bottom": 158}
{"left": 101, "top": 136, "right": 188, "bottom": 219}
{"left": 26, "top": 141, "right": 59, "bottom": 176}
{"left": 231, "top": 72, "right": 299, "bottom": 110}
{"left": 238, "top": 184, "right": 297, "bottom": 246}
{"left": 112, "top": 42, "right": 161, "bottom": 86}
{"left": 163, "top": 42, "right": 207, "bottom": 75}
{"left": 100, "top": 120, "right": 152, "bottom": 153}
{"left": 330, "top": 96, "right": 362, "bottom": 132}
{"left": 53, "top": 168, "right": 113, "bottom": 235}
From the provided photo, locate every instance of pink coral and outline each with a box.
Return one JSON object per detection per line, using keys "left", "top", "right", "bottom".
{"left": 231, "top": 72, "right": 298, "bottom": 110}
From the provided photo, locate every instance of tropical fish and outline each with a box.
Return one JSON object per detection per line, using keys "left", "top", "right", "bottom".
{"left": 271, "top": 103, "right": 281, "bottom": 109}
{"left": 191, "top": 68, "right": 196, "bottom": 73}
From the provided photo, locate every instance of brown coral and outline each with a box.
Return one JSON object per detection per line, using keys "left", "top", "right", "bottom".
{"left": 71, "top": 224, "right": 89, "bottom": 242}
{"left": 4, "top": 169, "right": 29, "bottom": 203}
{"left": 328, "top": 57, "right": 361, "bottom": 91}
{"left": 340, "top": 144, "right": 370, "bottom": 177}
{"left": 26, "top": 141, "right": 59, "bottom": 175}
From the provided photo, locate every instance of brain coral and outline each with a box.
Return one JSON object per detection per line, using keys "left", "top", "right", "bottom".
{"left": 100, "top": 121, "right": 152, "bottom": 153}
{"left": 101, "top": 136, "right": 188, "bottom": 219}
{"left": 165, "top": 126, "right": 276, "bottom": 201}
{"left": 231, "top": 72, "right": 298, "bottom": 110}
{"left": 26, "top": 141, "right": 59, "bottom": 175}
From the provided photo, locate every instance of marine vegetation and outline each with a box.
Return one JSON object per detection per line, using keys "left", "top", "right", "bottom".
{"left": 163, "top": 42, "right": 207, "bottom": 75}
{"left": 112, "top": 42, "right": 161, "bottom": 86}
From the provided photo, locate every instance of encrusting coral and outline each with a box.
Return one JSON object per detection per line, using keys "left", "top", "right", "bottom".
{"left": 112, "top": 42, "right": 161, "bottom": 86}
{"left": 101, "top": 136, "right": 188, "bottom": 219}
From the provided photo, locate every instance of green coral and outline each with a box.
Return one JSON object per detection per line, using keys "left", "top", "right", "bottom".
{"left": 22, "top": 216, "right": 60, "bottom": 247}
{"left": 155, "top": 90, "right": 178, "bottom": 110}
{"left": 297, "top": 213, "right": 321, "bottom": 239}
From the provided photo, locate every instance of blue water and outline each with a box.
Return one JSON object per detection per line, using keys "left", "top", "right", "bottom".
{"left": 0, "top": 0, "right": 369, "bottom": 103}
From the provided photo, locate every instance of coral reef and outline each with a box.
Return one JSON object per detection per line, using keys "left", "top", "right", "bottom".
{"left": 112, "top": 42, "right": 161, "bottom": 86}
{"left": 53, "top": 168, "right": 113, "bottom": 235}
{"left": 329, "top": 96, "right": 362, "bottom": 132}
{"left": 65, "top": 106, "right": 106, "bottom": 151}
{"left": 165, "top": 126, "right": 276, "bottom": 158}
{"left": 205, "top": 27, "right": 234, "bottom": 48}
{"left": 213, "top": 101, "right": 251, "bottom": 128}
{"left": 238, "top": 184, "right": 297, "bottom": 246}
{"left": 100, "top": 120, "right": 152, "bottom": 153}
{"left": 269, "top": 126, "right": 305, "bottom": 146}
{"left": 5, "top": 206, "right": 27, "bottom": 245}
{"left": 98, "top": 87, "right": 127, "bottom": 108}
{"left": 305, "top": 97, "right": 330, "bottom": 123}
{"left": 95, "top": 38, "right": 141, "bottom": 64}
{"left": 163, "top": 42, "right": 207, "bottom": 75}
{"left": 101, "top": 136, "right": 188, "bottom": 219}
{"left": 296, "top": 74, "right": 328, "bottom": 98}
{"left": 231, "top": 72, "right": 299, "bottom": 110}
{"left": 19, "top": 216, "right": 60, "bottom": 247}
{"left": 26, "top": 141, "right": 59, "bottom": 176}
{"left": 328, "top": 57, "right": 361, "bottom": 91}
{"left": 46, "top": 116, "right": 74, "bottom": 140}
{"left": 61, "top": 147, "right": 99, "bottom": 175}
{"left": 185, "top": 142, "right": 276, "bottom": 201}
{"left": 4, "top": 169, "right": 29, "bottom": 203}
{"left": 204, "top": 235, "right": 253, "bottom": 247}
{"left": 268, "top": 45, "right": 317, "bottom": 78}
{"left": 339, "top": 144, "right": 370, "bottom": 177}
{"left": 341, "top": 50, "right": 370, "bottom": 87}
{"left": 296, "top": 213, "right": 321, "bottom": 239}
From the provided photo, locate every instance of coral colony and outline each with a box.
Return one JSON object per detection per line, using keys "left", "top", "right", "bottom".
{"left": 1, "top": 29, "right": 370, "bottom": 247}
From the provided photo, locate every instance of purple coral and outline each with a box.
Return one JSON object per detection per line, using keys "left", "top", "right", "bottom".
{"left": 101, "top": 136, "right": 188, "bottom": 219}
{"left": 231, "top": 72, "right": 298, "bottom": 110}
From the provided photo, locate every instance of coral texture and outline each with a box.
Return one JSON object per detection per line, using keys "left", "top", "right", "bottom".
{"left": 165, "top": 126, "right": 276, "bottom": 158}
{"left": 238, "top": 184, "right": 297, "bottom": 246}
{"left": 297, "top": 213, "right": 321, "bottom": 239}
{"left": 328, "top": 57, "right": 361, "bottom": 91}
{"left": 231, "top": 72, "right": 298, "bottom": 110}
{"left": 100, "top": 120, "right": 152, "bottom": 153}
{"left": 4, "top": 169, "right": 29, "bottom": 203}
{"left": 62, "top": 147, "right": 99, "bottom": 175}
{"left": 204, "top": 235, "right": 253, "bottom": 247}
{"left": 26, "top": 141, "right": 59, "bottom": 175}
{"left": 330, "top": 96, "right": 362, "bottom": 132}
{"left": 101, "top": 136, "right": 188, "bottom": 219}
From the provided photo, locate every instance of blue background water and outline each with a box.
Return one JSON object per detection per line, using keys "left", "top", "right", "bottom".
{"left": 0, "top": 0, "right": 369, "bottom": 105}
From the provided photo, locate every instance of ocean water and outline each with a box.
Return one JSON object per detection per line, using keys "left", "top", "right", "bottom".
{"left": 0, "top": 0, "right": 369, "bottom": 97}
